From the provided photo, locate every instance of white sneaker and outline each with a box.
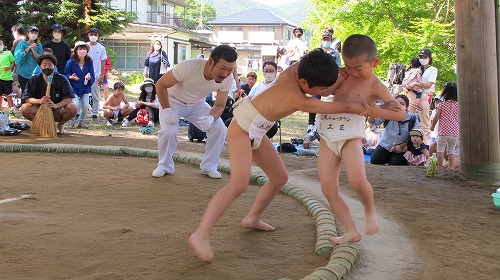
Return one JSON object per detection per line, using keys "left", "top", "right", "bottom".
{"left": 201, "top": 170, "right": 222, "bottom": 179}
{"left": 106, "top": 119, "right": 113, "bottom": 127}
{"left": 122, "top": 119, "right": 130, "bottom": 127}
{"left": 152, "top": 167, "right": 171, "bottom": 177}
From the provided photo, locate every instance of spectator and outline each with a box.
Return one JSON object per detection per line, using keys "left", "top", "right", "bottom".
{"left": 286, "top": 27, "right": 308, "bottom": 65}
{"left": 431, "top": 82, "right": 459, "bottom": 169}
{"left": 14, "top": 26, "right": 43, "bottom": 101}
{"left": 403, "top": 128, "right": 430, "bottom": 166}
{"left": 402, "top": 57, "right": 423, "bottom": 110}
{"left": 20, "top": 54, "right": 77, "bottom": 135}
{"left": 43, "top": 24, "right": 71, "bottom": 74}
{"left": 86, "top": 27, "right": 107, "bottom": 123}
{"left": 407, "top": 49, "right": 438, "bottom": 144}
{"left": 64, "top": 41, "right": 95, "bottom": 129}
{"left": 32, "top": 48, "right": 59, "bottom": 75}
{"left": 143, "top": 40, "right": 170, "bottom": 83}
{"left": 10, "top": 25, "right": 24, "bottom": 100}
{"left": 276, "top": 47, "right": 289, "bottom": 71}
{"left": 0, "top": 39, "right": 16, "bottom": 111}
{"left": 324, "top": 26, "right": 342, "bottom": 54}
{"left": 237, "top": 71, "right": 257, "bottom": 99}
{"left": 103, "top": 82, "right": 133, "bottom": 126}
{"left": 369, "top": 94, "right": 420, "bottom": 165}
{"left": 122, "top": 78, "right": 159, "bottom": 127}
{"left": 102, "top": 56, "right": 112, "bottom": 101}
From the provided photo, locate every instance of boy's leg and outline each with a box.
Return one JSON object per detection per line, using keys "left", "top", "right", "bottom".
{"left": 341, "top": 139, "right": 379, "bottom": 237}
{"left": 317, "top": 140, "right": 362, "bottom": 244}
{"left": 242, "top": 136, "right": 288, "bottom": 230}
{"left": 189, "top": 122, "right": 254, "bottom": 261}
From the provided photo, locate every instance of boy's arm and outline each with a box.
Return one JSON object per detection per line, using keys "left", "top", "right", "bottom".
{"left": 371, "top": 84, "right": 407, "bottom": 121}
{"left": 122, "top": 96, "right": 129, "bottom": 105}
{"left": 319, "top": 68, "right": 348, "bottom": 96}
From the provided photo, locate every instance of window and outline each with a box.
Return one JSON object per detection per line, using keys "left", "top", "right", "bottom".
{"left": 221, "top": 26, "right": 243, "bottom": 31}
{"left": 125, "top": 0, "right": 137, "bottom": 12}
{"left": 174, "top": 42, "right": 188, "bottom": 64}
{"left": 103, "top": 40, "right": 150, "bottom": 71}
{"left": 285, "top": 29, "right": 292, "bottom": 40}
{"left": 259, "top": 26, "right": 274, "bottom": 32}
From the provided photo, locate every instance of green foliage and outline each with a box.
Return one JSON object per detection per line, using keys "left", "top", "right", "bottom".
{"left": 175, "top": 0, "right": 217, "bottom": 30}
{"left": 306, "top": 0, "right": 456, "bottom": 89}
{"left": 118, "top": 71, "right": 144, "bottom": 86}
{"left": 0, "top": 0, "right": 21, "bottom": 48}
{"left": 3, "top": 0, "right": 136, "bottom": 44}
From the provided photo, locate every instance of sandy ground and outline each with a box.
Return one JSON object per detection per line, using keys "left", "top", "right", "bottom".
{"left": 0, "top": 128, "right": 499, "bottom": 279}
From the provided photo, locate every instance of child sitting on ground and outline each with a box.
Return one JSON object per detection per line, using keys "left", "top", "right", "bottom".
{"left": 103, "top": 82, "right": 133, "bottom": 126}
{"left": 188, "top": 48, "right": 405, "bottom": 262}
{"left": 403, "top": 128, "right": 430, "bottom": 166}
{"left": 402, "top": 57, "right": 423, "bottom": 111}
{"left": 315, "top": 34, "right": 407, "bottom": 244}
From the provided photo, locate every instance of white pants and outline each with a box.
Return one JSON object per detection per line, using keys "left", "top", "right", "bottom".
{"left": 156, "top": 97, "right": 227, "bottom": 173}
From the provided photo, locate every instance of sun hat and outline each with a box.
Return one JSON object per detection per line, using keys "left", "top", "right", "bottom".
{"left": 74, "top": 41, "right": 90, "bottom": 52}
{"left": 28, "top": 26, "right": 39, "bottom": 32}
{"left": 139, "top": 124, "right": 154, "bottom": 135}
{"left": 140, "top": 78, "right": 155, "bottom": 92}
{"left": 37, "top": 54, "right": 58, "bottom": 66}
{"left": 434, "top": 96, "right": 444, "bottom": 102}
{"left": 409, "top": 129, "right": 424, "bottom": 138}
{"left": 49, "top": 24, "right": 66, "bottom": 35}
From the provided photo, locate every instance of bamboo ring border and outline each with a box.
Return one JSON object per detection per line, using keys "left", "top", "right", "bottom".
{"left": 0, "top": 143, "right": 359, "bottom": 280}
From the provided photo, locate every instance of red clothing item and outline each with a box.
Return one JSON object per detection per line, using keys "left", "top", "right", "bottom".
{"left": 436, "top": 100, "right": 459, "bottom": 137}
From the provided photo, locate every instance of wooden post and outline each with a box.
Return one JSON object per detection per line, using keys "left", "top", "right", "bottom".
{"left": 455, "top": 0, "right": 500, "bottom": 184}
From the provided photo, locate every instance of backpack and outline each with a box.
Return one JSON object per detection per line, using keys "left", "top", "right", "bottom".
{"left": 388, "top": 63, "right": 406, "bottom": 85}
{"left": 136, "top": 109, "right": 149, "bottom": 125}
{"left": 105, "top": 56, "right": 112, "bottom": 73}
{"left": 384, "top": 114, "right": 418, "bottom": 130}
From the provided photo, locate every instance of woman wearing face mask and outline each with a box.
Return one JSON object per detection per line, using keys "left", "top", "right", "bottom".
{"left": 407, "top": 49, "right": 438, "bottom": 145}
{"left": 246, "top": 61, "right": 280, "bottom": 138}
{"left": 122, "top": 78, "right": 159, "bottom": 127}
{"left": 143, "top": 40, "right": 170, "bottom": 83}
{"left": 14, "top": 26, "right": 43, "bottom": 101}
{"left": 63, "top": 41, "right": 95, "bottom": 129}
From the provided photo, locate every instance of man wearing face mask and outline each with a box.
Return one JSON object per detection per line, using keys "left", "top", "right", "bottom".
{"left": 20, "top": 54, "right": 77, "bottom": 135}
{"left": 407, "top": 49, "right": 438, "bottom": 144}
{"left": 303, "top": 32, "right": 343, "bottom": 148}
{"left": 286, "top": 27, "right": 309, "bottom": 65}
{"left": 86, "top": 28, "right": 107, "bottom": 123}
{"left": 14, "top": 26, "right": 43, "bottom": 101}
{"left": 43, "top": 24, "right": 71, "bottom": 74}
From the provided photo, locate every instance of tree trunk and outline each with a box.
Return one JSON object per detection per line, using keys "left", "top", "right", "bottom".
{"left": 455, "top": 0, "right": 500, "bottom": 184}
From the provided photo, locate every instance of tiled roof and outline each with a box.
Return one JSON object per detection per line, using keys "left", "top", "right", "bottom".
{"left": 208, "top": 9, "right": 297, "bottom": 26}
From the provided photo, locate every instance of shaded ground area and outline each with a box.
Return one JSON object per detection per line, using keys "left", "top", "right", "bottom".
{"left": 1, "top": 130, "right": 499, "bottom": 279}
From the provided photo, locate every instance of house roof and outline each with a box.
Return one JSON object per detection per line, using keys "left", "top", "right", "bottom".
{"left": 208, "top": 9, "right": 298, "bottom": 27}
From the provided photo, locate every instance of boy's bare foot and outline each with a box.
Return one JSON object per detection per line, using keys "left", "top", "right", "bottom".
{"left": 365, "top": 212, "right": 379, "bottom": 235}
{"left": 330, "top": 230, "right": 362, "bottom": 244}
{"left": 241, "top": 217, "right": 276, "bottom": 231}
{"left": 57, "top": 124, "right": 66, "bottom": 135}
{"left": 189, "top": 232, "right": 213, "bottom": 262}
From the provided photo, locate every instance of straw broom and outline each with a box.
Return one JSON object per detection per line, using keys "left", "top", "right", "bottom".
{"left": 31, "top": 75, "right": 57, "bottom": 137}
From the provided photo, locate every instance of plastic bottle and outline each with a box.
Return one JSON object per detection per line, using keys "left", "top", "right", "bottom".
{"left": 426, "top": 153, "right": 437, "bottom": 177}
{"left": 84, "top": 73, "right": 90, "bottom": 85}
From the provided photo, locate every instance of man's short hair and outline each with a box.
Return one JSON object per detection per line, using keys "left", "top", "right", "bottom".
{"left": 342, "top": 34, "right": 377, "bottom": 62}
{"left": 210, "top": 45, "right": 238, "bottom": 65}
{"left": 113, "top": 82, "right": 125, "bottom": 90}
{"left": 297, "top": 48, "right": 338, "bottom": 88}
{"left": 246, "top": 71, "right": 257, "bottom": 79}
{"left": 37, "top": 54, "right": 58, "bottom": 66}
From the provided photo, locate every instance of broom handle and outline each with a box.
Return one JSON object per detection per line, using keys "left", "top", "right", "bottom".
{"left": 45, "top": 75, "right": 53, "bottom": 97}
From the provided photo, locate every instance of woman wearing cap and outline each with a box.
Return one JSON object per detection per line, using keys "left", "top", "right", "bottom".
{"left": 122, "top": 78, "right": 159, "bottom": 127}
{"left": 43, "top": 24, "right": 71, "bottom": 73}
{"left": 63, "top": 41, "right": 95, "bottom": 129}
{"left": 14, "top": 26, "right": 43, "bottom": 100}
{"left": 143, "top": 40, "right": 170, "bottom": 83}
{"left": 407, "top": 49, "right": 438, "bottom": 144}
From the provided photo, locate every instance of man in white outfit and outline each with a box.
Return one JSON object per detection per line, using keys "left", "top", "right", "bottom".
{"left": 152, "top": 45, "right": 237, "bottom": 179}
{"left": 86, "top": 27, "right": 107, "bottom": 123}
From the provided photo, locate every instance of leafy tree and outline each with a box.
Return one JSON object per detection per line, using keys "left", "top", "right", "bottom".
{"left": 305, "top": 0, "right": 456, "bottom": 88}
{"left": 175, "top": 0, "right": 217, "bottom": 30}
{"left": 3, "top": 0, "right": 136, "bottom": 45}
{"left": 0, "top": 0, "right": 22, "bottom": 48}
